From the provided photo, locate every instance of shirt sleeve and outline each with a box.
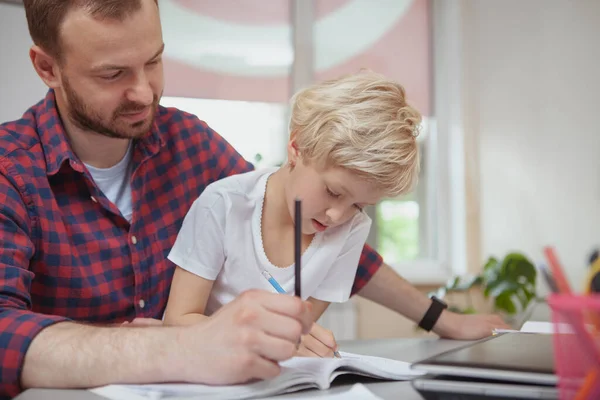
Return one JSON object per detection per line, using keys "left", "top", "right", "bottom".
{"left": 0, "top": 167, "right": 69, "bottom": 399}
{"left": 205, "top": 125, "right": 254, "bottom": 181}
{"left": 351, "top": 242, "right": 384, "bottom": 296}
{"left": 167, "top": 185, "right": 227, "bottom": 280}
{"left": 311, "top": 214, "right": 372, "bottom": 303}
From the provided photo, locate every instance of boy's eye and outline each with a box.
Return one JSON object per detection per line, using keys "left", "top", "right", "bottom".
{"left": 101, "top": 71, "right": 122, "bottom": 81}
{"left": 326, "top": 187, "right": 340, "bottom": 198}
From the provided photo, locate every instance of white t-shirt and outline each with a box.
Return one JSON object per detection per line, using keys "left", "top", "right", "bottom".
{"left": 167, "top": 167, "right": 372, "bottom": 316}
{"left": 85, "top": 141, "right": 134, "bottom": 222}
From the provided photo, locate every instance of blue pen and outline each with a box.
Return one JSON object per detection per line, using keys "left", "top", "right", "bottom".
{"left": 261, "top": 270, "right": 287, "bottom": 294}
{"left": 260, "top": 269, "right": 342, "bottom": 359}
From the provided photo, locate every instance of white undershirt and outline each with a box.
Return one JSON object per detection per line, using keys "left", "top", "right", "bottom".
{"left": 84, "top": 141, "right": 134, "bottom": 222}
{"left": 167, "top": 167, "right": 372, "bottom": 316}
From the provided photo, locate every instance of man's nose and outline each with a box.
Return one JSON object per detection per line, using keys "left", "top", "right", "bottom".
{"left": 127, "top": 73, "right": 154, "bottom": 106}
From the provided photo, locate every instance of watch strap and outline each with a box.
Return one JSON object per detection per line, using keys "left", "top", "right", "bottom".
{"left": 418, "top": 296, "right": 448, "bottom": 332}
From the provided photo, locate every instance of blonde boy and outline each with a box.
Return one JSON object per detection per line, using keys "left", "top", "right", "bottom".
{"left": 163, "top": 70, "right": 421, "bottom": 356}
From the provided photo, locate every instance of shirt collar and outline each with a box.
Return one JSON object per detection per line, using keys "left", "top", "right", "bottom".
{"left": 35, "top": 89, "right": 164, "bottom": 176}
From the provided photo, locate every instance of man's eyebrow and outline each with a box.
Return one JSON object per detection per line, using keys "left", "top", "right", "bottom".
{"left": 91, "top": 43, "right": 165, "bottom": 72}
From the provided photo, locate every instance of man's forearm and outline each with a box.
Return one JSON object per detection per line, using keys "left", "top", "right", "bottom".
{"left": 356, "top": 262, "right": 432, "bottom": 323}
{"left": 21, "top": 321, "right": 180, "bottom": 389}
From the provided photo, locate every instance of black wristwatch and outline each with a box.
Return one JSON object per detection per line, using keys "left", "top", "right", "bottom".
{"left": 418, "top": 296, "right": 448, "bottom": 332}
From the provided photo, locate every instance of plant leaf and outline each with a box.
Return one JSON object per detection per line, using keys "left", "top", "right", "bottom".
{"left": 515, "top": 288, "right": 529, "bottom": 309}
{"left": 453, "top": 275, "right": 483, "bottom": 291}
{"left": 495, "top": 292, "right": 517, "bottom": 314}
{"left": 501, "top": 253, "right": 537, "bottom": 285}
{"left": 488, "top": 280, "right": 520, "bottom": 298}
{"left": 445, "top": 276, "right": 461, "bottom": 290}
{"left": 482, "top": 257, "right": 500, "bottom": 285}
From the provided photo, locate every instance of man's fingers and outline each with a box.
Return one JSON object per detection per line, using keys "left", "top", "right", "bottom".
{"left": 246, "top": 330, "right": 297, "bottom": 362}
{"left": 239, "top": 290, "right": 312, "bottom": 333}
{"left": 234, "top": 305, "right": 304, "bottom": 344}
{"left": 238, "top": 353, "right": 281, "bottom": 381}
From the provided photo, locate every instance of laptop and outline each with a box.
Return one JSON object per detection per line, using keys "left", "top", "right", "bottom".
{"left": 410, "top": 333, "right": 558, "bottom": 399}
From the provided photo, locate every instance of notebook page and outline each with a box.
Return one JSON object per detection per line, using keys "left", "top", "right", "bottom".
{"left": 335, "top": 351, "right": 426, "bottom": 380}
{"left": 91, "top": 364, "right": 318, "bottom": 400}
{"left": 90, "top": 353, "right": 422, "bottom": 399}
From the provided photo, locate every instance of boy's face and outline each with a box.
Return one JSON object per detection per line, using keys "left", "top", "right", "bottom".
{"left": 284, "top": 155, "right": 384, "bottom": 235}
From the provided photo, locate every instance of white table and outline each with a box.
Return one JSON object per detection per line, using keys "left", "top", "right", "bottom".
{"left": 14, "top": 337, "right": 472, "bottom": 400}
{"left": 15, "top": 302, "right": 551, "bottom": 400}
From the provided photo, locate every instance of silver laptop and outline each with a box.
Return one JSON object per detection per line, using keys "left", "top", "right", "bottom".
{"left": 410, "top": 333, "right": 558, "bottom": 399}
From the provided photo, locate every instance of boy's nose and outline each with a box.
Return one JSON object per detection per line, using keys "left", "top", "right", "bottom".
{"left": 325, "top": 208, "right": 344, "bottom": 225}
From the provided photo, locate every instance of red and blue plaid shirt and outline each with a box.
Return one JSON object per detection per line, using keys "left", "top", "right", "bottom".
{"left": 0, "top": 90, "right": 382, "bottom": 398}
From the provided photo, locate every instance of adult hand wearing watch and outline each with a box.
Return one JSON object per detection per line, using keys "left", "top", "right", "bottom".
{"left": 420, "top": 296, "right": 510, "bottom": 339}
{"left": 357, "top": 263, "right": 510, "bottom": 340}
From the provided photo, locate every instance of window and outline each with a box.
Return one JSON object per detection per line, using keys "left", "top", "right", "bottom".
{"left": 159, "top": 97, "right": 288, "bottom": 168}
{"left": 158, "top": 0, "right": 293, "bottom": 170}
{"left": 159, "top": 0, "right": 455, "bottom": 284}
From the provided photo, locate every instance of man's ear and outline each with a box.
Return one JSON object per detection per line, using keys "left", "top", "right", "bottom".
{"left": 30, "top": 45, "right": 61, "bottom": 89}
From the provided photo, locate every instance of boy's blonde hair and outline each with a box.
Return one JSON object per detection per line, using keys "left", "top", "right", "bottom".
{"left": 289, "top": 70, "right": 421, "bottom": 197}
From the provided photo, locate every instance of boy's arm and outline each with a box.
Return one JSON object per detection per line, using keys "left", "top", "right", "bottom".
{"left": 162, "top": 267, "right": 213, "bottom": 325}
{"left": 163, "top": 186, "right": 228, "bottom": 325}
{"left": 307, "top": 297, "right": 330, "bottom": 320}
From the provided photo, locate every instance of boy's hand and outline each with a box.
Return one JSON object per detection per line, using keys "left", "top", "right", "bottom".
{"left": 296, "top": 322, "right": 338, "bottom": 358}
{"left": 121, "top": 318, "right": 163, "bottom": 327}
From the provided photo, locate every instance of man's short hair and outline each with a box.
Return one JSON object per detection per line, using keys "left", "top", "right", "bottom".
{"left": 23, "top": 0, "right": 158, "bottom": 60}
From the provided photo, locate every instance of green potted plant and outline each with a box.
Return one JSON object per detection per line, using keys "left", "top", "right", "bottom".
{"left": 429, "top": 252, "right": 538, "bottom": 320}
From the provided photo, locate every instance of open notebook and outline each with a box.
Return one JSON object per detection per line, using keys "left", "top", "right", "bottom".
{"left": 90, "top": 351, "right": 424, "bottom": 400}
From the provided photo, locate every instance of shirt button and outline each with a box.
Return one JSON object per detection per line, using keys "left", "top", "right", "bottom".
{"left": 90, "top": 196, "right": 98, "bottom": 203}
{"left": 131, "top": 235, "right": 138, "bottom": 245}
{"left": 138, "top": 299, "right": 145, "bottom": 309}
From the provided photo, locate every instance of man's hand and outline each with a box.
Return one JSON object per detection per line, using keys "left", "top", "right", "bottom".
{"left": 434, "top": 311, "right": 510, "bottom": 340}
{"left": 171, "top": 289, "right": 313, "bottom": 385}
{"left": 296, "top": 323, "right": 338, "bottom": 358}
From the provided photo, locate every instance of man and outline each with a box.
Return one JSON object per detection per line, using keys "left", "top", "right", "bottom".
{"left": 0, "top": 0, "right": 507, "bottom": 398}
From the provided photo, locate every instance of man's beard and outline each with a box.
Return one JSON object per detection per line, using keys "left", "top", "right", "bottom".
{"left": 62, "top": 76, "right": 160, "bottom": 140}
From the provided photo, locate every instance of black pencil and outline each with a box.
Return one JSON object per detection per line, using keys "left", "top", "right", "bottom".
{"left": 294, "top": 198, "right": 301, "bottom": 298}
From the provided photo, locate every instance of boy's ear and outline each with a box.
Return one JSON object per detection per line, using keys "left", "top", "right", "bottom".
{"left": 287, "top": 134, "right": 300, "bottom": 165}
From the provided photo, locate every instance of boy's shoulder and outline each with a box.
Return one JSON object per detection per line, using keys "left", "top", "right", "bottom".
{"left": 202, "top": 167, "right": 276, "bottom": 201}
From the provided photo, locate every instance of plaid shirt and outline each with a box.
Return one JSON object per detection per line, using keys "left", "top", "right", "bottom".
{"left": 0, "top": 90, "right": 382, "bottom": 398}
